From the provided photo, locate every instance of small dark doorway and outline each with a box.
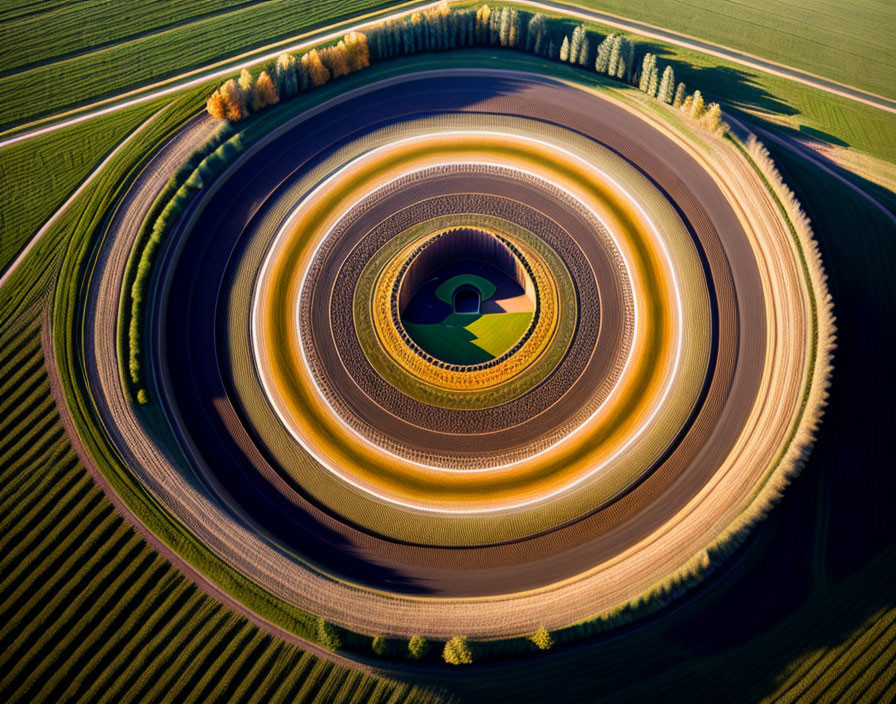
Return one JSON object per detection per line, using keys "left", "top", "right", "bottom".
{"left": 453, "top": 285, "right": 481, "bottom": 314}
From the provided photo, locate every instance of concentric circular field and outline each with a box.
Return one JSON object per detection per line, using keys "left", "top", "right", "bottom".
{"left": 93, "top": 69, "right": 830, "bottom": 641}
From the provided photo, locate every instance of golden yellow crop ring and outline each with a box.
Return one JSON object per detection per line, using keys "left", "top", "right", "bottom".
{"left": 251, "top": 129, "right": 709, "bottom": 513}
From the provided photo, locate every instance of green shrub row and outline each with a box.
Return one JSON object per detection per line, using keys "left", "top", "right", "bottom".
{"left": 123, "top": 124, "right": 244, "bottom": 402}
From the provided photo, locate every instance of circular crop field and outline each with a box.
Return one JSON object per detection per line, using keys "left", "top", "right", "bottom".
{"left": 81, "top": 67, "right": 831, "bottom": 648}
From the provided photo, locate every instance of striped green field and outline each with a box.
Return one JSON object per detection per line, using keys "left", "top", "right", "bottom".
{"left": 573, "top": 0, "right": 896, "bottom": 101}
{"left": 0, "top": 99, "right": 166, "bottom": 274}
{"left": 467, "top": 9, "right": 896, "bottom": 162}
{"left": 0, "top": 0, "right": 406, "bottom": 129}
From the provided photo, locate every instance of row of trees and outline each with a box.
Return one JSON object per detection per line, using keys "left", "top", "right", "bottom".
{"left": 207, "top": 4, "right": 726, "bottom": 133}
{"left": 207, "top": 32, "right": 369, "bottom": 120}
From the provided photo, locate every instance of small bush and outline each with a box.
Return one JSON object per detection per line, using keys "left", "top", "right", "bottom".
{"left": 529, "top": 626, "right": 553, "bottom": 651}
{"left": 371, "top": 635, "right": 389, "bottom": 656}
{"left": 442, "top": 636, "right": 473, "bottom": 665}
{"left": 408, "top": 634, "right": 429, "bottom": 660}
{"left": 316, "top": 617, "right": 342, "bottom": 651}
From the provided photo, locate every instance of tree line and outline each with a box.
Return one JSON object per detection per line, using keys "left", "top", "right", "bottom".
{"left": 207, "top": 31, "right": 370, "bottom": 121}
{"left": 206, "top": 2, "right": 727, "bottom": 134}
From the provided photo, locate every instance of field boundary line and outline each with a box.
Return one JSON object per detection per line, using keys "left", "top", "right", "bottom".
{"left": 0, "top": 108, "right": 168, "bottom": 290}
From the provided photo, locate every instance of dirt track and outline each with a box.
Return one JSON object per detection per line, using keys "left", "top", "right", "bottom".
{"left": 79, "top": 70, "right": 823, "bottom": 637}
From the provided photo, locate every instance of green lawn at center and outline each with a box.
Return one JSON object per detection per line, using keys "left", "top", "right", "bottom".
{"left": 403, "top": 312, "right": 533, "bottom": 364}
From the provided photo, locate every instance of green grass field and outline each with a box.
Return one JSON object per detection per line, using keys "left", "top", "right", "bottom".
{"left": 572, "top": 0, "right": 896, "bottom": 100}
{"left": 1, "top": 1, "right": 894, "bottom": 701}
{"left": 403, "top": 312, "right": 533, "bottom": 363}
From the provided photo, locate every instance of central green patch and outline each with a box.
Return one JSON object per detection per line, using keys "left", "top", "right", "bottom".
{"left": 402, "top": 312, "right": 533, "bottom": 365}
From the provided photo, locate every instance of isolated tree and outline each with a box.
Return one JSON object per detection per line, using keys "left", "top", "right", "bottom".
{"left": 546, "top": 38, "right": 557, "bottom": 59}
{"left": 595, "top": 33, "right": 616, "bottom": 73}
{"left": 526, "top": 13, "right": 547, "bottom": 54}
{"left": 673, "top": 80, "right": 687, "bottom": 107}
{"left": 680, "top": 93, "right": 694, "bottom": 114}
{"left": 559, "top": 35, "right": 570, "bottom": 62}
{"left": 690, "top": 89, "right": 706, "bottom": 118}
{"left": 251, "top": 70, "right": 278, "bottom": 111}
{"left": 639, "top": 52, "right": 656, "bottom": 92}
{"left": 408, "top": 635, "right": 429, "bottom": 659}
{"left": 658, "top": 65, "right": 675, "bottom": 103}
{"left": 702, "top": 102, "right": 726, "bottom": 133}
{"left": 569, "top": 24, "right": 586, "bottom": 64}
{"left": 443, "top": 636, "right": 473, "bottom": 665}
{"left": 475, "top": 4, "right": 491, "bottom": 45}
{"left": 529, "top": 626, "right": 554, "bottom": 651}
{"left": 317, "top": 617, "right": 342, "bottom": 651}
{"left": 303, "top": 49, "right": 331, "bottom": 86}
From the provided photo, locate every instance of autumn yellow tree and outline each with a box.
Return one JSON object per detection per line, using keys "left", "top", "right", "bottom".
{"left": 320, "top": 42, "right": 351, "bottom": 78}
{"left": 475, "top": 4, "right": 490, "bottom": 45}
{"left": 219, "top": 78, "right": 248, "bottom": 121}
{"left": 344, "top": 31, "right": 370, "bottom": 71}
{"left": 251, "top": 70, "right": 279, "bottom": 111}
{"left": 690, "top": 89, "right": 706, "bottom": 119}
{"left": 206, "top": 89, "right": 227, "bottom": 119}
{"left": 238, "top": 68, "right": 255, "bottom": 94}
{"left": 702, "top": 102, "right": 726, "bottom": 133}
{"left": 302, "top": 49, "right": 331, "bottom": 86}
{"left": 275, "top": 52, "right": 299, "bottom": 98}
